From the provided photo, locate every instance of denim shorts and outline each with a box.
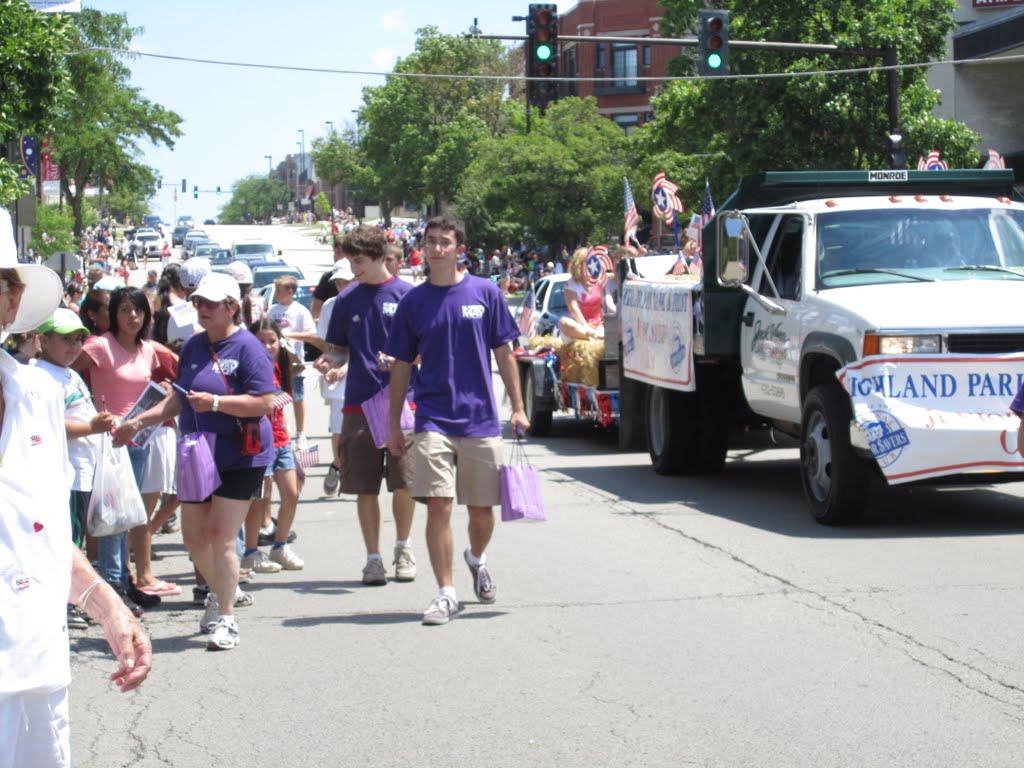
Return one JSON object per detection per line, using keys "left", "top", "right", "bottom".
{"left": 292, "top": 372, "right": 305, "bottom": 403}
{"left": 264, "top": 444, "right": 298, "bottom": 476}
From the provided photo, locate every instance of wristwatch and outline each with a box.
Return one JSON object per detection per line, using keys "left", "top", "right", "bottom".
{"left": 212, "top": 395, "right": 220, "bottom": 413}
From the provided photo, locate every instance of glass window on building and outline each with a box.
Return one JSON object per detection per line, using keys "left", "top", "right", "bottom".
{"left": 643, "top": 45, "right": 651, "bottom": 67}
{"left": 613, "top": 114, "right": 640, "bottom": 135}
{"left": 596, "top": 43, "right": 605, "bottom": 71}
{"left": 612, "top": 44, "right": 638, "bottom": 88}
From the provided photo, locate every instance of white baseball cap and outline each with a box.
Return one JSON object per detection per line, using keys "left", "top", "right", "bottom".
{"left": 223, "top": 261, "right": 253, "bottom": 286}
{"left": 0, "top": 208, "right": 62, "bottom": 335}
{"left": 330, "top": 261, "right": 354, "bottom": 281}
{"left": 191, "top": 272, "right": 240, "bottom": 303}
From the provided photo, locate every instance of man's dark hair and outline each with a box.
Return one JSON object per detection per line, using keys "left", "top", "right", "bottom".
{"left": 425, "top": 215, "right": 465, "bottom": 246}
{"left": 340, "top": 224, "right": 386, "bottom": 260}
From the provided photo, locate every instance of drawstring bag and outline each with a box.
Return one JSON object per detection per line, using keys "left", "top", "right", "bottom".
{"left": 88, "top": 434, "right": 148, "bottom": 536}
{"left": 499, "top": 438, "right": 546, "bottom": 522}
{"left": 176, "top": 413, "right": 221, "bottom": 503}
{"left": 362, "top": 384, "right": 415, "bottom": 449}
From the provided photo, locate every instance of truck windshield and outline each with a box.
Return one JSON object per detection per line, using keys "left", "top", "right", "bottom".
{"left": 816, "top": 207, "right": 1024, "bottom": 288}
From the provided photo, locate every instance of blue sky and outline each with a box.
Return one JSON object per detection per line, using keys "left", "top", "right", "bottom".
{"left": 81, "top": 1, "right": 530, "bottom": 223}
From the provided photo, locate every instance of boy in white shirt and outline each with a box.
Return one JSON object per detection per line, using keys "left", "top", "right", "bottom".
{"left": 31, "top": 309, "right": 116, "bottom": 625}
{"left": 268, "top": 275, "right": 318, "bottom": 448}
{"left": 313, "top": 262, "right": 353, "bottom": 494}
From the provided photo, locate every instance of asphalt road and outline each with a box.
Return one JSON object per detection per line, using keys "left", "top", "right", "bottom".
{"left": 68, "top": 226, "right": 1024, "bottom": 767}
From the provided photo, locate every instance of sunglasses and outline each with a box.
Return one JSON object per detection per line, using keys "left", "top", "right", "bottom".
{"left": 191, "top": 296, "right": 227, "bottom": 310}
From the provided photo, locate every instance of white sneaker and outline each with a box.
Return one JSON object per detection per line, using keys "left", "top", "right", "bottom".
{"left": 200, "top": 594, "right": 219, "bottom": 634}
{"left": 422, "top": 594, "right": 459, "bottom": 625}
{"left": 362, "top": 557, "right": 387, "bottom": 586}
{"left": 323, "top": 464, "right": 341, "bottom": 496}
{"left": 207, "top": 617, "right": 240, "bottom": 651}
{"left": 268, "top": 544, "right": 305, "bottom": 570}
{"left": 393, "top": 545, "right": 417, "bottom": 582}
{"left": 241, "top": 549, "right": 283, "bottom": 574}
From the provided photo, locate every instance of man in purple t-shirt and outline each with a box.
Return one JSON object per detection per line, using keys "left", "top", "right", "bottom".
{"left": 384, "top": 215, "right": 529, "bottom": 626}
{"left": 323, "top": 225, "right": 417, "bottom": 587}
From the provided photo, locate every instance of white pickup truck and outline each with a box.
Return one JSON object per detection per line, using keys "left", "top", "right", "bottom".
{"left": 618, "top": 169, "right": 1024, "bottom": 524}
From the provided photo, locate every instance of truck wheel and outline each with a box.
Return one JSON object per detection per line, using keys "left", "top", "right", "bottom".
{"left": 646, "top": 386, "right": 694, "bottom": 475}
{"left": 800, "top": 384, "right": 867, "bottom": 525}
{"left": 521, "top": 366, "right": 553, "bottom": 437}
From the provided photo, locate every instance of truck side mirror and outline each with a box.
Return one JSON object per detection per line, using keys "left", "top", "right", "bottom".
{"left": 717, "top": 212, "right": 749, "bottom": 286}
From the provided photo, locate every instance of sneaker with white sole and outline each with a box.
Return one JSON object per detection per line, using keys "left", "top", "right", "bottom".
{"left": 241, "top": 549, "right": 283, "bottom": 574}
{"left": 269, "top": 544, "right": 305, "bottom": 570}
{"left": 207, "top": 617, "right": 240, "bottom": 651}
{"left": 323, "top": 464, "right": 340, "bottom": 496}
{"left": 422, "top": 594, "right": 459, "bottom": 625}
{"left": 234, "top": 587, "right": 254, "bottom": 607}
{"left": 200, "top": 594, "right": 219, "bottom": 634}
{"left": 362, "top": 557, "right": 387, "bottom": 586}
{"left": 393, "top": 546, "right": 417, "bottom": 582}
{"left": 464, "top": 549, "right": 497, "bottom": 603}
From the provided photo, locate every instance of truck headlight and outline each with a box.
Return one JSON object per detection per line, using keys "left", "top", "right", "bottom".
{"left": 863, "top": 334, "right": 941, "bottom": 356}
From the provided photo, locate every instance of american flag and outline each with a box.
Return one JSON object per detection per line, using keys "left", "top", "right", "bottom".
{"left": 697, "top": 181, "right": 716, "bottom": 257}
{"left": 273, "top": 391, "right": 293, "bottom": 410}
{"left": 623, "top": 177, "right": 640, "bottom": 245}
{"left": 518, "top": 284, "right": 537, "bottom": 339}
{"left": 296, "top": 444, "right": 320, "bottom": 468}
{"left": 651, "top": 171, "right": 684, "bottom": 224}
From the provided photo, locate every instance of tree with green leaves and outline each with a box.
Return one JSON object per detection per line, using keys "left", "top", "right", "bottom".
{"left": 219, "top": 175, "right": 291, "bottom": 224}
{"left": 48, "top": 9, "right": 182, "bottom": 234}
{"left": 457, "top": 97, "right": 628, "bottom": 249}
{"left": 641, "top": 0, "right": 979, "bottom": 208}
{"left": 0, "top": 1, "right": 71, "bottom": 203}
{"left": 356, "top": 26, "right": 516, "bottom": 224}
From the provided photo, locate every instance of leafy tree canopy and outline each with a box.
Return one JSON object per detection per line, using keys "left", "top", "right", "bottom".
{"left": 220, "top": 175, "right": 291, "bottom": 224}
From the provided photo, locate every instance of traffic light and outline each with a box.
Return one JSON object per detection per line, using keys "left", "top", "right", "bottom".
{"left": 697, "top": 9, "right": 730, "bottom": 77}
{"left": 526, "top": 3, "right": 559, "bottom": 111}
{"left": 193, "top": 185, "right": 198, "bottom": 199}
{"left": 181, "top": 178, "right": 186, "bottom": 193}
{"left": 216, "top": 186, "right": 221, "bottom": 196}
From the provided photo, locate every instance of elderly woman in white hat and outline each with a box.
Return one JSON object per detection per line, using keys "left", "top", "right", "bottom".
{"left": 0, "top": 209, "right": 152, "bottom": 767}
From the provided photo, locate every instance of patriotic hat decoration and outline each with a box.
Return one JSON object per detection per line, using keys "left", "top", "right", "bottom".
{"left": 651, "top": 171, "right": 685, "bottom": 224}
{"left": 983, "top": 149, "right": 1006, "bottom": 170}
{"left": 584, "top": 245, "right": 614, "bottom": 289}
{"left": 917, "top": 150, "right": 949, "bottom": 172}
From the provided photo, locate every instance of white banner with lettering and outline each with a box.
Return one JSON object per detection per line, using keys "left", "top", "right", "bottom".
{"left": 837, "top": 354, "right": 1024, "bottom": 484}
{"left": 620, "top": 277, "right": 696, "bottom": 392}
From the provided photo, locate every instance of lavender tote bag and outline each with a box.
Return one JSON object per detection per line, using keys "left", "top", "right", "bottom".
{"left": 176, "top": 425, "right": 221, "bottom": 503}
{"left": 499, "top": 438, "right": 546, "bottom": 522}
{"left": 362, "top": 384, "right": 415, "bottom": 449}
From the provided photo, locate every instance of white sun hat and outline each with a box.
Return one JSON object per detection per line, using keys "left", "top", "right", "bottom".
{"left": 1, "top": 207, "right": 62, "bottom": 334}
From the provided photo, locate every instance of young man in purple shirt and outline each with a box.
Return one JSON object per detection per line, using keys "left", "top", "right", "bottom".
{"left": 323, "top": 226, "right": 417, "bottom": 586}
{"left": 384, "top": 215, "right": 529, "bottom": 625}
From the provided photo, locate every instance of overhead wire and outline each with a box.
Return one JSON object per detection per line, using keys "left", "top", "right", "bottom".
{"left": 75, "top": 46, "right": 1024, "bottom": 84}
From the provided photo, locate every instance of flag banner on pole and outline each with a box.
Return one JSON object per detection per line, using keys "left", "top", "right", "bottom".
{"left": 917, "top": 150, "right": 948, "bottom": 171}
{"left": 296, "top": 443, "right": 320, "bottom": 469}
{"left": 623, "top": 177, "right": 640, "bottom": 244}
{"left": 983, "top": 149, "right": 1006, "bottom": 170}
{"left": 651, "top": 171, "right": 684, "bottom": 224}
{"left": 518, "top": 284, "right": 538, "bottom": 339}
{"left": 273, "top": 391, "right": 294, "bottom": 410}
{"left": 837, "top": 354, "right": 1024, "bottom": 483}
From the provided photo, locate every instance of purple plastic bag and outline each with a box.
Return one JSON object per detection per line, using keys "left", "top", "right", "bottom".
{"left": 499, "top": 440, "right": 546, "bottom": 522}
{"left": 176, "top": 431, "right": 221, "bottom": 503}
{"left": 362, "top": 385, "right": 415, "bottom": 449}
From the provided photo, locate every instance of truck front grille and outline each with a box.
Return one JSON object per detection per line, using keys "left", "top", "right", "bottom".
{"left": 946, "top": 333, "right": 1024, "bottom": 354}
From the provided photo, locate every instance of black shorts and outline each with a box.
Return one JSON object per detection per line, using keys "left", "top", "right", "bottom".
{"left": 201, "top": 466, "right": 268, "bottom": 502}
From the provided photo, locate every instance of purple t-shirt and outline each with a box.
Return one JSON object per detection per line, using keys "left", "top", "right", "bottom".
{"left": 176, "top": 329, "right": 275, "bottom": 471}
{"left": 324, "top": 276, "right": 412, "bottom": 407}
{"left": 385, "top": 275, "right": 518, "bottom": 437}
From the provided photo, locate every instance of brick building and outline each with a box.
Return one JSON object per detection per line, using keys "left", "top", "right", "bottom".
{"left": 558, "top": 0, "right": 675, "bottom": 132}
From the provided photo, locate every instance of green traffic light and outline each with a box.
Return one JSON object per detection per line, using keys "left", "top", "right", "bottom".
{"left": 535, "top": 43, "right": 553, "bottom": 61}
{"left": 707, "top": 52, "right": 723, "bottom": 69}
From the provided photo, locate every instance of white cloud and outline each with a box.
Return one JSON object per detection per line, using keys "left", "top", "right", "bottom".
{"left": 372, "top": 48, "right": 398, "bottom": 70}
{"left": 380, "top": 10, "right": 401, "bottom": 29}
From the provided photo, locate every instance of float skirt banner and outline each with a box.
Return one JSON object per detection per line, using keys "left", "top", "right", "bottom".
{"left": 620, "top": 277, "right": 695, "bottom": 392}
{"left": 837, "top": 354, "right": 1024, "bottom": 484}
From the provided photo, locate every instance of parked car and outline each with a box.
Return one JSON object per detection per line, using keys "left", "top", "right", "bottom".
{"left": 231, "top": 239, "right": 281, "bottom": 263}
{"left": 177, "top": 216, "right": 195, "bottom": 229}
{"left": 171, "top": 224, "right": 191, "bottom": 246}
{"left": 259, "top": 279, "right": 319, "bottom": 359}
{"left": 182, "top": 231, "right": 209, "bottom": 257}
{"left": 203, "top": 218, "right": 216, "bottom": 225}
{"left": 208, "top": 248, "right": 234, "bottom": 271}
{"left": 514, "top": 273, "right": 570, "bottom": 343}
{"left": 192, "top": 243, "right": 223, "bottom": 260}
{"left": 142, "top": 214, "right": 163, "bottom": 232}
{"left": 252, "top": 264, "right": 305, "bottom": 290}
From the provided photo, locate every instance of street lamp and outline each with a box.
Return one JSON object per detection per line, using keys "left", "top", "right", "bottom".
{"left": 265, "top": 155, "right": 272, "bottom": 176}
{"left": 325, "top": 121, "right": 334, "bottom": 135}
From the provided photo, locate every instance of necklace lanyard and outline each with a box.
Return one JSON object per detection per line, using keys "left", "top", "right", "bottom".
{"left": 208, "top": 345, "right": 233, "bottom": 396}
